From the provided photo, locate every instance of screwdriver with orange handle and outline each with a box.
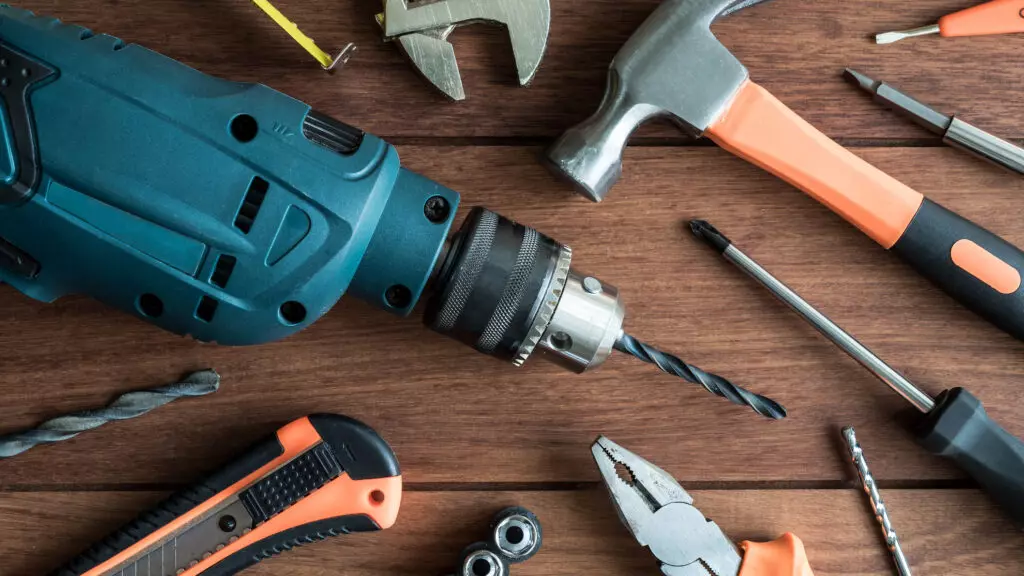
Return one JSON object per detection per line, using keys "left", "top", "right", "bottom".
{"left": 877, "top": 0, "right": 1024, "bottom": 44}
{"left": 50, "top": 415, "right": 403, "bottom": 576}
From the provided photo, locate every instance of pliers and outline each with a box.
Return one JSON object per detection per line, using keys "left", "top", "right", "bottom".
{"left": 592, "top": 437, "right": 814, "bottom": 576}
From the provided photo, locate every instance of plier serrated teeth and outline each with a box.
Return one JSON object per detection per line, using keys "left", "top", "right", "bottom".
{"left": 592, "top": 437, "right": 742, "bottom": 576}
{"left": 593, "top": 437, "right": 816, "bottom": 576}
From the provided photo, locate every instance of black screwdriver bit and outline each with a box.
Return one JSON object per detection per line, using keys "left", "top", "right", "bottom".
{"left": 614, "top": 333, "right": 787, "bottom": 419}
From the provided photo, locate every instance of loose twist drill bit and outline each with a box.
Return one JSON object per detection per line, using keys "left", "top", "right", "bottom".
{"left": 614, "top": 334, "right": 787, "bottom": 419}
{"left": 843, "top": 426, "right": 913, "bottom": 576}
{"left": 0, "top": 370, "right": 220, "bottom": 459}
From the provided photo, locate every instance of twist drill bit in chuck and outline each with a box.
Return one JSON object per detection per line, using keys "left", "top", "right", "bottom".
{"left": 843, "top": 426, "right": 913, "bottom": 576}
{"left": 427, "top": 209, "right": 786, "bottom": 419}
{"left": 0, "top": 370, "right": 220, "bottom": 459}
{"left": 614, "top": 334, "right": 787, "bottom": 419}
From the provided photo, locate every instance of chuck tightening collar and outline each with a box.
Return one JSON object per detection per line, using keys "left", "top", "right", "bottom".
{"left": 425, "top": 208, "right": 624, "bottom": 372}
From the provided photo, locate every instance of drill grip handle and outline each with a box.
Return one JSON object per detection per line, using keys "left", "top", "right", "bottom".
{"left": 920, "top": 388, "right": 1024, "bottom": 529}
{"left": 706, "top": 81, "right": 1024, "bottom": 342}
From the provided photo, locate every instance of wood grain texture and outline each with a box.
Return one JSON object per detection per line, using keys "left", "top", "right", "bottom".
{"left": 0, "top": 489, "right": 1019, "bottom": 576}
{"left": 2, "top": 1, "right": 1024, "bottom": 574}
{"left": 10, "top": 0, "right": 1024, "bottom": 140}
{"left": 1, "top": 146, "right": 1021, "bottom": 487}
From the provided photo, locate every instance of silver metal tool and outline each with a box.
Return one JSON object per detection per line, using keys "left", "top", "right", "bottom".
{"left": 0, "top": 370, "right": 220, "bottom": 459}
{"left": 448, "top": 507, "right": 543, "bottom": 576}
{"left": 844, "top": 69, "right": 1024, "bottom": 176}
{"left": 689, "top": 220, "right": 935, "bottom": 413}
{"left": 593, "top": 436, "right": 746, "bottom": 576}
{"left": 843, "top": 426, "right": 913, "bottom": 576}
{"left": 691, "top": 219, "right": 1024, "bottom": 528}
{"left": 876, "top": 24, "right": 941, "bottom": 45}
{"left": 377, "top": 0, "right": 551, "bottom": 101}
{"left": 491, "top": 507, "right": 542, "bottom": 563}
{"left": 546, "top": 0, "right": 771, "bottom": 202}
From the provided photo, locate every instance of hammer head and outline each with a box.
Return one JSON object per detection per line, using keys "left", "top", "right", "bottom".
{"left": 545, "top": 0, "right": 770, "bottom": 202}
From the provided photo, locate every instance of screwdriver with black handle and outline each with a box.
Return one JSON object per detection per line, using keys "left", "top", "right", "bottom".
{"left": 51, "top": 414, "right": 402, "bottom": 576}
{"left": 691, "top": 220, "right": 1024, "bottom": 528}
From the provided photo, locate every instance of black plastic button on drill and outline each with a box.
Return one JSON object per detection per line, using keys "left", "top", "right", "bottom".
{"left": 0, "top": 237, "right": 39, "bottom": 278}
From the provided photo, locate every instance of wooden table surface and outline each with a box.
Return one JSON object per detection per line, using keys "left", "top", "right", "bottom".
{"left": 2, "top": 1, "right": 1023, "bottom": 574}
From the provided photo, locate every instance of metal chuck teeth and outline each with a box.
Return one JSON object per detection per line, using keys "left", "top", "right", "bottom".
{"left": 514, "top": 246, "right": 571, "bottom": 366}
{"left": 424, "top": 208, "right": 625, "bottom": 373}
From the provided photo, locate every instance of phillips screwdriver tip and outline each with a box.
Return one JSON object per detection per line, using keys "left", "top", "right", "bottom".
{"left": 841, "top": 68, "right": 880, "bottom": 93}
{"left": 688, "top": 220, "right": 732, "bottom": 254}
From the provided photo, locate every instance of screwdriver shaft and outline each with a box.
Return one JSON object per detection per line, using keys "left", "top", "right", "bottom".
{"left": 843, "top": 427, "right": 913, "bottom": 576}
{"left": 0, "top": 370, "right": 220, "bottom": 459}
{"left": 844, "top": 69, "right": 1024, "bottom": 176}
{"left": 690, "top": 221, "right": 936, "bottom": 413}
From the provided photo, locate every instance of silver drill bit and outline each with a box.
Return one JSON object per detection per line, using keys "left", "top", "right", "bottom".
{"left": 0, "top": 370, "right": 220, "bottom": 459}
{"left": 689, "top": 220, "right": 936, "bottom": 413}
{"left": 876, "top": 24, "right": 940, "bottom": 45}
{"left": 843, "top": 426, "right": 913, "bottom": 576}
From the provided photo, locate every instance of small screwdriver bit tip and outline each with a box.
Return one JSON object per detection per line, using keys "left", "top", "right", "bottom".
{"left": 614, "top": 333, "right": 787, "bottom": 419}
{"left": 875, "top": 24, "right": 940, "bottom": 45}
{"left": 0, "top": 370, "right": 220, "bottom": 459}
{"left": 842, "top": 68, "right": 880, "bottom": 93}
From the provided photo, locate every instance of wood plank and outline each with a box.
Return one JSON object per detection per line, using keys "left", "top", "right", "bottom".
{"left": 0, "top": 489, "right": 1018, "bottom": 575}
{"left": 1, "top": 146, "right": 1021, "bottom": 486}
{"left": 9, "top": 0, "right": 1024, "bottom": 139}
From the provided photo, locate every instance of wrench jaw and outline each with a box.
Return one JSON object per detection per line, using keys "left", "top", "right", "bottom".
{"left": 378, "top": 0, "right": 551, "bottom": 101}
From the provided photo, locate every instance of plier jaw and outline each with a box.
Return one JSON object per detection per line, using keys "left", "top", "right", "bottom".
{"left": 592, "top": 437, "right": 743, "bottom": 576}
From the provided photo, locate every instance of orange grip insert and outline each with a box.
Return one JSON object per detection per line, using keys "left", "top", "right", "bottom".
{"left": 82, "top": 417, "right": 402, "bottom": 576}
{"left": 951, "top": 239, "right": 1022, "bottom": 294}
{"left": 939, "top": 0, "right": 1024, "bottom": 38}
{"left": 739, "top": 533, "right": 814, "bottom": 576}
{"left": 706, "top": 81, "right": 924, "bottom": 249}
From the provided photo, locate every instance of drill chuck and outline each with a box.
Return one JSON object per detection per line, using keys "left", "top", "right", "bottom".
{"left": 425, "top": 208, "right": 625, "bottom": 372}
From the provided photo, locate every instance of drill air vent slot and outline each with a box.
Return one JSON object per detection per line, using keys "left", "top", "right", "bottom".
{"left": 235, "top": 177, "right": 269, "bottom": 234}
{"left": 211, "top": 254, "right": 237, "bottom": 289}
{"left": 196, "top": 296, "right": 219, "bottom": 323}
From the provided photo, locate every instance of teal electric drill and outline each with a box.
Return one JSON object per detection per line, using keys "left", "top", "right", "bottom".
{"left": 0, "top": 6, "right": 785, "bottom": 418}
{"left": 0, "top": 4, "right": 627, "bottom": 366}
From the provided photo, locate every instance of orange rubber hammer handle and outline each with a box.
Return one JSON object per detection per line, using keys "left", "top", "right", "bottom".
{"left": 706, "top": 81, "right": 924, "bottom": 249}
{"left": 940, "top": 0, "right": 1024, "bottom": 38}
{"left": 706, "top": 81, "right": 1024, "bottom": 342}
{"left": 738, "top": 533, "right": 814, "bottom": 576}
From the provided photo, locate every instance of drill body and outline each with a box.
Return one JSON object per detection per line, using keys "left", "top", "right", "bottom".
{"left": 0, "top": 6, "right": 459, "bottom": 345}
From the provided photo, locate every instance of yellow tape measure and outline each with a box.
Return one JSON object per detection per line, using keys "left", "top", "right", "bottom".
{"left": 251, "top": 0, "right": 355, "bottom": 71}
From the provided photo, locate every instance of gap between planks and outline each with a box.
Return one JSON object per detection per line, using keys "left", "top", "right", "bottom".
{"left": 0, "top": 479, "right": 977, "bottom": 493}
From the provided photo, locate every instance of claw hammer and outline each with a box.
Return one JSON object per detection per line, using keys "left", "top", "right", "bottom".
{"left": 546, "top": 0, "right": 1024, "bottom": 343}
